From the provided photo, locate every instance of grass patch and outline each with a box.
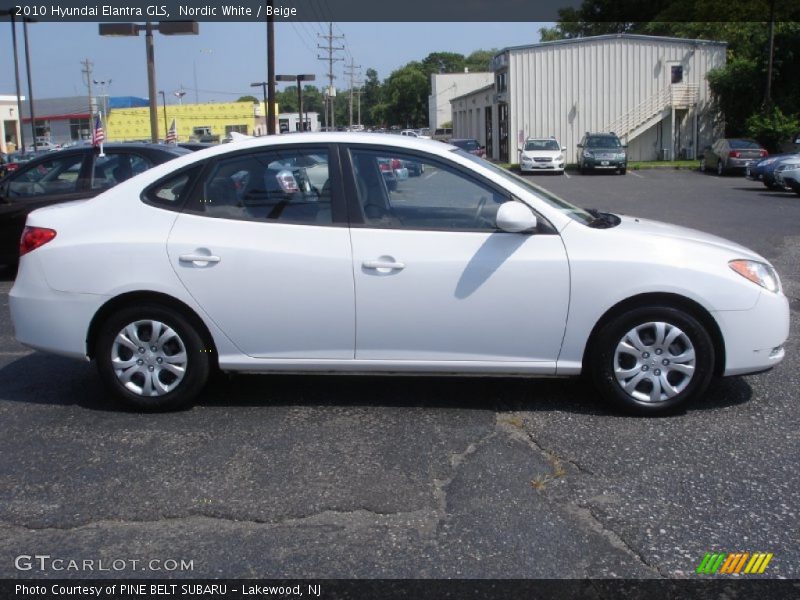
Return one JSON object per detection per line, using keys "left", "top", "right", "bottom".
{"left": 629, "top": 160, "right": 698, "bottom": 170}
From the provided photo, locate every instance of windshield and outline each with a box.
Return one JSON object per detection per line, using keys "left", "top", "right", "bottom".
{"left": 524, "top": 139, "right": 560, "bottom": 151}
{"left": 453, "top": 149, "right": 594, "bottom": 225}
{"left": 586, "top": 136, "right": 621, "bottom": 148}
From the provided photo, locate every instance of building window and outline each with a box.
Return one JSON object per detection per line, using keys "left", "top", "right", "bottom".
{"left": 495, "top": 71, "right": 508, "bottom": 93}
{"left": 69, "top": 118, "right": 91, "bottom": 141}
{"left": 671, "top": 65, "right": 684, "bottom": 84}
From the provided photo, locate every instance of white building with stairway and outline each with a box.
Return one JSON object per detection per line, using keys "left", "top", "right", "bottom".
{"left": 451, "top": 34, "right": 727, "bottom": 163}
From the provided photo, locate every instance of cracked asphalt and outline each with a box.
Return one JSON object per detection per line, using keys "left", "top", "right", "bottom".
{"left": 0, "top": 170, "right": 798, "bottom": 579}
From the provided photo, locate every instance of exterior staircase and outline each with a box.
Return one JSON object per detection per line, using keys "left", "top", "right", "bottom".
{"left": 605, "top": 83, "right": 699, "bottom": 144}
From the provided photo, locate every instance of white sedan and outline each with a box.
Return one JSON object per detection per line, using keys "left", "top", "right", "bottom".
{"left": 9, "top": 134, "right": 790, "bottom": 414}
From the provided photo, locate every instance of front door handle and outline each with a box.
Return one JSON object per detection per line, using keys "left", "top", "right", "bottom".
{"left": 179, "top": 253, "right": 221, "bottom": 264}
{"left": 362, "top": 259, "right": 405, "bottom": 271}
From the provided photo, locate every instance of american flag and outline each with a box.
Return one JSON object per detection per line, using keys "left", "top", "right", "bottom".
{"left": 92, "top": 114, "right": 105, "bottom": 145}
{"left": 165, "top": 118, "right": 177, "bottom": 144}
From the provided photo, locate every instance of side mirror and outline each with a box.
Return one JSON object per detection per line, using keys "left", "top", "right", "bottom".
{"left": 517, "top": 148, "right": 522, "bottom": 153}
{"left": 622, "top": 144, "right": 628, "bottom": 149}
{"left": 496, "top": 201, "right": 537, "bottom": 233}
{"left": 561, "top": 146, "right": 567, "bottom": 151}
{"left": 577, "top": 143, "right": 583, "bottom": 148}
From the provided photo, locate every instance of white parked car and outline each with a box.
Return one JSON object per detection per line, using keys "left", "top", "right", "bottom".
{"left": 10, "top": 134, "right": 789, "bottom": 414}
{"left": 519, "top": 137, "right": 567, "bottom": 174}
{"left": 400, "top": 129, "right": 431, "bottom": 139}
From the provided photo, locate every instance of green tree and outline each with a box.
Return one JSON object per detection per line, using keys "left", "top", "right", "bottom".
{"left": 382, "top": 63, "right": 429, "bottom": 127}
{"left": 236, "top": 95, "right": 259, "bottom": 103}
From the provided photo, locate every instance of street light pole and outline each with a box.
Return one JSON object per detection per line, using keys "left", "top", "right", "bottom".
{"left": 8, "top": 13, "right": 26, "bottom": 152}
{"left": 22, "top": 18, "right": 37, "bottom": 149}
{"left": 266, "top": 0, "right": 276, "bottom": 135}
{"left": 250, "top": 82, "right": 268, "bottom": 135}
{"left": 277, "top": 74, "right": 315, "bottom": 132}
{"left": 99, "top": 21, "right": 198, "bottom": 144}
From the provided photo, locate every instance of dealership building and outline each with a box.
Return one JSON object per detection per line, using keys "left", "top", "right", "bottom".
{"left": 451, "top": 34, "right": 726, "bottom": 163}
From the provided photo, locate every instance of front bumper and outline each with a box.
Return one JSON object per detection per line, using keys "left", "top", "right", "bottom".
{"left": 520, "top": 161, "right": 565, "bottom": 173}
{"left": 582, "top": 157, "right": 626, "bottom": 170}
{"left": 714, "top": 290, "right": 790, "bottom": 376}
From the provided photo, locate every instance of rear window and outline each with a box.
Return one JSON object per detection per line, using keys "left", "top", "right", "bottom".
{"left": 729, "top": 139, "right": 761, "bottom": 149}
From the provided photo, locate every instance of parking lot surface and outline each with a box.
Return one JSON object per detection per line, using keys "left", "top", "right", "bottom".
{"left": 0, "top": 169, "right": 798, "bottom": 578}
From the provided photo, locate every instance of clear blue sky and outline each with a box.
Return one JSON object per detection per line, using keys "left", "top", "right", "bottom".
{"left": 1, "top": 22, "right": 548, "bottom": 103}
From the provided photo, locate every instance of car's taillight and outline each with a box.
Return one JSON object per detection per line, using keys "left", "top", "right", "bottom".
{"left": 760, "top": 149, "right": 768, "bottom": 157}
{"left": 390, "top": 158, "right": 402, "bottom": 170}
{"left": 728, "top": 150, "right": 740, "bottom": 158}
{"left": 19, "top": 226, "right": 56, "bottom": 257}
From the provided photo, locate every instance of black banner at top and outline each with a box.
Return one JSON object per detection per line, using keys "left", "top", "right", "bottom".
{"left": 0, "top": 0, "right": 798, "bottom": 22}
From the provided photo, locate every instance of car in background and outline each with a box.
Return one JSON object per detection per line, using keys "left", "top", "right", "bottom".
{"left": 519, "top": 137, "right": 567, "bottom": 174}
{"left": 774, "top": 159, "right": 800, "bottom": 195}
{"left": 0, "top": 143, "right": 188, "bottom": 265}
{"left": 390, "top": 157, "right": 409, "bottom": 181}
{"left": 746, "top": 153, "right": 800, "bottom": 189}
{"left": 377, "top": 157, "right": 398, "bottom": 191}
{"left": 432, "top": 127, "right": 453, "bottom": 142}
{"left": 777, "top": 166, "right": 800, "bottom": 195}
{"left": 577, "top": 133, "right": 627, "bottom": 174}
{"left": 9, "top": 133, "right": 789, "bottom": 415}
{"left": 700, "top": 138, "right": 767, "bottom": 176}
{"left": 26, "top": 140, "right": 60, "bottom": 152}
{"left": 450, "top": 138, "right": 486, "bottom": 158}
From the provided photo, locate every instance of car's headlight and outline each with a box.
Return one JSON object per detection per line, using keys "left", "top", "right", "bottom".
{"left": 583, "top": 151, "right": 593, "bottom": 158}
{"left": 618, "top": 153, "right": 627, "bottom": 159}
{"left": 729, "top": 259, "right": 781, "bottom": 293}
{"left": 521, "top": 155, "right": 532, "bottom": 162}
{"left": 556, "top": 154, "right": 565, "bottom": 161}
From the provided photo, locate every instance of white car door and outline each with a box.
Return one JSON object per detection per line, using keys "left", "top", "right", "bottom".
{"left": 166, "top": 147, "right": 355, "bottom": 359}
{"left": 346, "top": 147, "right": 570, "bottom": 365}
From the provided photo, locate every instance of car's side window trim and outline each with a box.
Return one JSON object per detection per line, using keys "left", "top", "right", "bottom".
{"left": 340, "top": 143, "right": 555, "bottom": 234}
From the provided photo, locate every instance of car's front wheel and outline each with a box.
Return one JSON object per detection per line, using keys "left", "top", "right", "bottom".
{"left": 95, "top": 304, "right": 211, "bottom": 411}
{"left": 590, "top": 306, "right": 715, "bottom": 415}
{"left": 699, "top": 158, "right": 706, "bottom": 172}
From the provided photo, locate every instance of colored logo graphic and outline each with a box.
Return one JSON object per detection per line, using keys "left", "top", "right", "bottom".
{"left": 696, "top": 552, "right": 773, "bottom": 575}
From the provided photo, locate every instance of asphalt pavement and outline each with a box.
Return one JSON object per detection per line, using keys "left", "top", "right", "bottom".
{"left": 0, "top": 169, "right": 798, "bottom": 580}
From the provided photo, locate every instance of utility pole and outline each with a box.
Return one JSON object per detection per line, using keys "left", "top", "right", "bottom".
{"left": 344, "top": 58, "right": 361, "bottom": 129}
{"left": 317, "top": 22, "right": 344, "bottom": 130}
{"left": 22, "top": 18, "right": 37, "bottom": 148}
{"left": 81, "top": 58, "right": 94, "bottom": 126}
{"left": 266, "top": 0, "right": 276, "bottom": 135}
{"left": 10, "top": 14, "right": 26, "bottom": 152}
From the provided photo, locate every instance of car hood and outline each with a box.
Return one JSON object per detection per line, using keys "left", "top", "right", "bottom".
{"left": 615, "top": 215, "right": 763, "bottom": 260}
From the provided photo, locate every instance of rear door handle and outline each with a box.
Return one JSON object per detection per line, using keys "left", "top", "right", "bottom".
{"left": 362, "top": 259, "right": 405, "bottom": 271}
{"left": 179, "top": 253, "right": 221, "bottom": 264}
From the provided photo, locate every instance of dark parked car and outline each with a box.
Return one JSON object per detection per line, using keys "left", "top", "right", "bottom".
{"left": 700, "top": 138, "right": 767, "bottom": 176}
{"left": 178, "top": 142, "right": 215, "bottom": 152}
{"left": 746, "top": 153, "right": 800, "bottom": 189}
{"left": 577, "top": 132, "right": 627, "bottom": 174}
{"left": 0, "top": 143, "right": 188, "bottom": 265}
{"left": 450, "top": 138, "right": 486, "bottom": 158}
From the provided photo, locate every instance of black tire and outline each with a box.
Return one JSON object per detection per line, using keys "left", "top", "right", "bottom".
{"left": 589, "top": 306, "right": 715, "bottom": 415}
{"left": 699, "top": 159, "right": 706, "bottom": 173}
{"left": 580, "top": 163, "right": 588, "bottom": 175}
{"left": 619, "top": 168, "right": 627, "bottom": 175}
{"left": 717, "top": 160, "right": 725, "bottom": 176}
{"left": 95, "top": 303, "right": 211, "bottom": 411}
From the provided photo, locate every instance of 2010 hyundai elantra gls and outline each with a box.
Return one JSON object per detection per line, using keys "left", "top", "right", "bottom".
{"left": 9, "top": 134, "right": 790, "bottom": 414}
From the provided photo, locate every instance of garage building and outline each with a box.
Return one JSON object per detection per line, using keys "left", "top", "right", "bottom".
{"left": 451, "top": 34, "right": 727, "bottom": 164}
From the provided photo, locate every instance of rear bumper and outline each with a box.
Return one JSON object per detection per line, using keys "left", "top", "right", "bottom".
{"left": 9, "top": 254, "right": 105, "bottom": 360}
{"left": 714, "top": 290, "right": 790, "bottom": 376}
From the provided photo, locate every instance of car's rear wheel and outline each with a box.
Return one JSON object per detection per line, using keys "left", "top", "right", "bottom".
{"left": 590, "top": 306, "right": 714, "bottom": 415}
{"left": 699, "top": 159, "right": 706, "bottom": 172}
{"left": 717, "top": 160, "right": 725, "bottom": 176}
{"left": 95, "top": 304, "right": 210, "bottom": 411}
